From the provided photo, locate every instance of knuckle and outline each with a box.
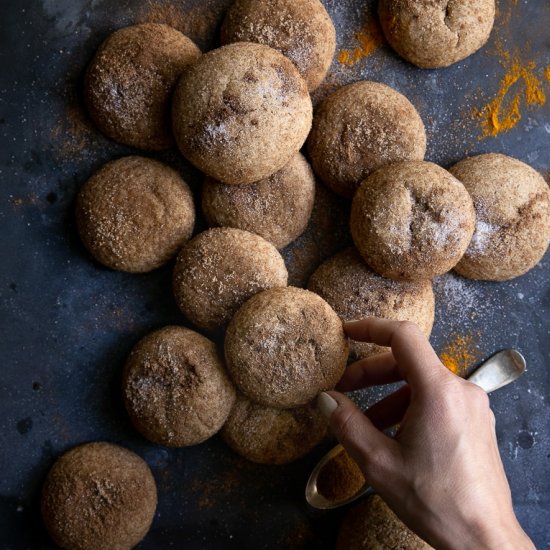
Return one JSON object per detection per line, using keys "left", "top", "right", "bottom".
{"left": 334, "top": 407, "right": 362, "bottom": 448}
{"left": 397, "top": 320, "right": 420, "bottom": 335}
{"left": 467, "top": 383, "right": 490, "bottom": 408}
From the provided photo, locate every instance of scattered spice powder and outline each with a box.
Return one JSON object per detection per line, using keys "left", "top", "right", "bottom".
{"left": 337, "top": 18, "right": 384, "bottom": 66}
{"left": 49, "top": 104, "right": 103, "bottom": 160}
{"left": 191, "top": 469, "right": 240, "bottom": 510}
{"left": 439, "top": 333, "right": 481, "bottom": 376}
{"left": 135, "top": 0, "right": 225, "bottom": 45}
{"left": 475, "top": 43, "right": 549, "bottom": 137}
{"left": 316, "top": 449, "right": 365, "bottom": 502}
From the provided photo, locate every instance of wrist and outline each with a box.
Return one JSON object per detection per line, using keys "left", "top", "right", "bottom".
{"left": 467, "top": 515, "right": 534, "bottom": 550}
{"left": 428, "top": 510, "right": 534, "bottom": 550}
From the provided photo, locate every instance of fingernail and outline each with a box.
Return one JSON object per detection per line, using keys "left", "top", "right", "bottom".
{"left": 317, "top": 392, "right": 338, "bottom": 419}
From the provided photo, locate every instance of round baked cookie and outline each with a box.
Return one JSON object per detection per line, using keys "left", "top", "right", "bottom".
{"left": 84, "top": 23, "right": 200, "bottom": 150}
{"left": 173, "top": 228, "right": 288, "bottom": 331}
{"left": 308, "top": 248, "right": 434, "bottom": 359}
{"left": 307, "top": 81, "right": 426, "bottom": 198}
{"left": 172, "top": 42, "right": 312, "bottom": 185}
{"left": 221, "top": 394, "right": 327, "bottom": 464}
{"left": 76, "top": 156, "right": 195, "bottom": 273}
{"left": 225, "top": 287, "right": 349, "bottom": 408}
{"left": 123, "top": 326, "right": 236, "bottom": 447}
{"left": 449, "top": 153, "right": 550, "bottom": 281}
{"left": 350, "top": 161, "right": 475, "bottom": 281}
{"left": 336, "top": 495, "right": 432, "bottom": 550}
{"left": 41, "top": 442, "right": 157, "bottom": 550}
{"left": 202, "top": 153, "right": 315, "bottom": 249}
{"left": 220, "top": 0, "right": 336, "bottom": 91}
{"left": 379, "top": 0, "right": 495, "bottom": 69}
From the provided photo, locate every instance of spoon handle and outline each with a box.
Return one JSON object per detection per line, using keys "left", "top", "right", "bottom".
{"left": 466, "top": 349, "right": 526, "bottom": 393}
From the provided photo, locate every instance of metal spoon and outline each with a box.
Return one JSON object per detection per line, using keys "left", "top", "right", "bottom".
{"left": 305, "top": 349, "right": 526, "bottom": 510}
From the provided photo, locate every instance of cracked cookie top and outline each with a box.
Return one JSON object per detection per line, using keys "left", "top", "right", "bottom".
{"left": 224, "top": 287, "right": 348, "bottom": 408}
{"left": 378, "top": 0, "right": 495, "bottom": 68}
{"left": 172, "top": 42, "right": 312, "bottom": 185}
{"left": 450, "top": 153, "right": 550, "bottom": 281}
{"left": 350, "top": 160, "right": 475, "bottom": 281}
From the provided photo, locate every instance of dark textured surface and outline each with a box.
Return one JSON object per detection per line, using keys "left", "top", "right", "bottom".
{"left": 0, "top": 0, "right": 549, "bottom": 548}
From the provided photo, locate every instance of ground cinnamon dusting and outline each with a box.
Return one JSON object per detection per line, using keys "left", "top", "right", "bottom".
{"left": 50, "top": 104, "right": 103, "bottom": 159}
{"left": 337, "top": 18, "right": 384, "bottom": 66}
{"left": 135, "top": 0, "right": 227, "bottom": 44}
{"left": 316, "top": 449, "right": 365, "bottom": 502}
{"left": 439, "top": 333, "right": 481, "bottom": 376}
{"left": 192, "top": 469, "right": 240, "bottom": 510}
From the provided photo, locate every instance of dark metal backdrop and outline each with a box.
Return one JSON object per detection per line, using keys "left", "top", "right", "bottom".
{"left": 0, "top": 0, "right": 548, "bottom": 548}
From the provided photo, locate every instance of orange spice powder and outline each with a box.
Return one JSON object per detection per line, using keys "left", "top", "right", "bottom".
{"left": 476, "top": 60, "right": 547, "bottom": 137}
{"left": 337, "top": 17, "right": 384, "bottom": 66}
{"left": 475, "top": 40, "right": 549, "bottom": 138}
{"left": 439, "top": 334, "right": 481, "bottom": 377}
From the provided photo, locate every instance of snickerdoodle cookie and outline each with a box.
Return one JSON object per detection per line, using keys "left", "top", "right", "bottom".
{"left": 123, "top": 326, "right": 236, "bottom": 447}
{"left": 225, "top": 287, "right": 348, "bottom": 408}
{"left": 76, "top": 156, "right": 195, "bottom": 273}
{"left": 172, "top": 42, "right": 312, "bottom": 184}
{"left": 307, "top": 81, "right": 426, "bottom": 198}
{"left": 202, "top": 152, "right": 315, "bottom": 249}
{"left": 222, "top": 395, "right": 327, "bottom": 464}
{"left": 84, "top": 23, "right": 200, "bottom": 150}
{"left": 336, "top": 495, "right": 432, "bottom": 550}
{"left": 221, "top": 0, "right": 336, "bottom": 91}
{"left": 350, "top": 161, "right": 475, "bottom": 281}
{"left": 41, "top": 442, "right": 157, "bottom": 550}
{"left": 379, "top": 0, "right": 495, "bottom": 69}
{"left": 173, "top": 228, "right": 288, "bottom": 331}
{"left": 308, "top": 248, "right": 434, "bottom": 359}
{"left": 450, "top": 153, "right": 550, "bottom": 281}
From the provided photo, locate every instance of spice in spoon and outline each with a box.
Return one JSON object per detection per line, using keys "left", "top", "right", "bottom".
{"left": 316, "top": 448, "right": 365, "bottom": 502}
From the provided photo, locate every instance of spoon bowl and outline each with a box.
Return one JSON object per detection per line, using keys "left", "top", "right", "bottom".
{"left": 305, "top": 444, "right": 372, "bottom": 510}
{"left": 305, "top": 349, "right": 526, "bottom": 510}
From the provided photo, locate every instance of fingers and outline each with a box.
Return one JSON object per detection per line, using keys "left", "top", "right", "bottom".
{"left": 344, "top": 318, "right": 447, "bottom": 389}
{"left": 365, "top": 385, "right": 411, "bottom": 431}
{"left": 336, "top": 352, "right": 400, "bottom": 392}
{"left": 318, "top": 391, "right": 398, "bottom": 482}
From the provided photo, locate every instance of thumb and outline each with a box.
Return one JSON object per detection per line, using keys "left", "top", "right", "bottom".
{"left": 318, "top": 391, "right": 397, "bottom": 483}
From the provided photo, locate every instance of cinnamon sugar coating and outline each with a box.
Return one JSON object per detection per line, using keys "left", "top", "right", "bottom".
{"left": 123, "top": 326, "right": 236, "bottom": 447}
{"left": 450, "top": 153, "right": 550, "bottom": 281}
{"left": 173, "top": 228, "right": 288, "bottom": 331}
{"left": 222, "top": 394, "right": 327, "bottom": 464}
{"left": 202, "top": 152, "right": 315, "bottom": 249}
{"left": 379, "top": 0, "right": 495, "bottom": 69}
{"left": 350, "top": 161, "right": 475, "bottom": 281}
{"left": 172, "top": 42, "right": 312, "bottom": 185}
{"left": 307, "top": 81, "right": 426, "bottom": 198}
{"left": 221, "top": 0, "right": 336, "bottom": 91}
{"left": 41, "top": 442, "right": 157, "bottom": 550}
{"left": 336, "top": 495, "right": 432, "bottom": 550}
{"left": 308, "top": 248, "right": 434, "bottom": 359}
{"left": 225, "top": 287, "right": 348, "bottom": 408}
{"left": 84, "top": 23, "right": 200, "bottom": 150}
{"left": 76, "top": 156, "right": 195, "bottom": 273}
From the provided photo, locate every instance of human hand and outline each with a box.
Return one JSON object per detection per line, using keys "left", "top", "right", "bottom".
{"left": 317, "top": 318, "right": 534, "bottom": 550}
